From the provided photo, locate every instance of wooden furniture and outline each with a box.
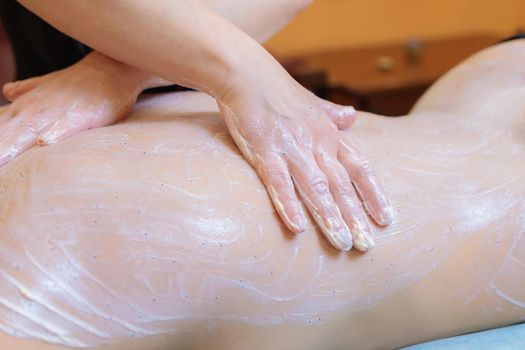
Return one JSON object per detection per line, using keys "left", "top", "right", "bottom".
{"left": 282, "top": 34, "right": 499, "bottom": 116}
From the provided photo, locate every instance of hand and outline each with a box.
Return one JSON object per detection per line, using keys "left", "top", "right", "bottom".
{"left": 0, "top": 52, "right": 150, "bottom": 167}
{"left": 217, "top": 52, "right": 393, "bottom": 252}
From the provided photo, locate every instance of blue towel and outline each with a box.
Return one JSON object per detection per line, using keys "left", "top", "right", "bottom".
{"left": 402, "top": 322, "right": 525, "bottom": 350}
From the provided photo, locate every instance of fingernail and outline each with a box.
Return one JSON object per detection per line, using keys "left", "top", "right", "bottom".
{"left": 351, "top": 222, "right": 375, "bottom": 252}
{"left": 322, "top": 220, "right": 353, "bottom": 251}
{"left": 338, "top": 106, "right": 356, "bottom": 117}
{"left": 314, "top": 212, "right": 353, "bottom": 251}
{"left": 292, "top": 214, "right": 308, "bottom": 232}
{"left": 377, "top": 204, "right": 394, "bottom": 226}
{"left": 38, "top": 121, "right": 63, "bottom": 144}
{"left": 333, "top": 224, "right": 353, "bottom": 251}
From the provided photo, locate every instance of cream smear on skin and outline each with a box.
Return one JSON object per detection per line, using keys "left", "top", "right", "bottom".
{"left": 1, "top": 47, "right": 525, "bottom": 349}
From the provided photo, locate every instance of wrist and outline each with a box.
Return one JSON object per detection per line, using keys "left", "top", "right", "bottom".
{"left": 215, "top": 42, "right": 275, "bottom": 103}
{"left": 216, "top": 43, "right": 294, "bottom": 111}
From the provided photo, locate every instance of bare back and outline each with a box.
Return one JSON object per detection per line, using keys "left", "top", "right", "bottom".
{"left": 0, "top": 41, "right": 524, "bottom": 350}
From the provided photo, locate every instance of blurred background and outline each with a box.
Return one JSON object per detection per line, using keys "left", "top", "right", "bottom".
{"left": 2, "top": 0, "right": 525, "bottom": 113}
{"left": 265, "top": 0, "right": 525, "bottom": 115}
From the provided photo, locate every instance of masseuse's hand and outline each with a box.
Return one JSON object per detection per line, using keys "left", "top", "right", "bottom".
{"left": 217, "top": 50, "right": 393, "bottom": 252}
{"left": 13, "top": 0, "right": 391, "bottom": 252}
{"left": 0, "top": 52, "right": 155, "bottom": 167}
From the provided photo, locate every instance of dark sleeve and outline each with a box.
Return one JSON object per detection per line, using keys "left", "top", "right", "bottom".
{"left": 0, "top": 0, "right": 91, "bottom": 80}
{"left": 0, "top": 1, "right": 187, "bottom": 93}
{"left": 499, "top": 32, "right": 525, "bottom": 44}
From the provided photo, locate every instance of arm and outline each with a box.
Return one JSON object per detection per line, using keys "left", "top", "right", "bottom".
{"left": 8, "top": 0, "right": 392, "bottom": 251}
{"left": 1, "top": 0, "right": 309, "bottom": 145}
{"left": 17, "top": 0, "right": 265, "bottom": 96}
{"left": 4, "top": 0, "right": 311, "bottom": 94}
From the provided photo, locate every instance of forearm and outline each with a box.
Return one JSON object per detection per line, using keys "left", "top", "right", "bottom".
{"left": 200, "top": 0, "right": 311, "bottom": 44}
{"left": 134, "top": 0, "right": 309, "bottom": 90}
{"left": 14, "top": 1, "right": 383, "bottom": 250}
{"left": 18, "top": 0, "right": 265, "bottom": 98}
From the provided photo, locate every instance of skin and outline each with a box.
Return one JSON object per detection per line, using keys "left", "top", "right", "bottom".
{"left": 0, "top": 40, "right": 524, "bottom": 350}
{"left": 0, "top": 0, "right": 302, "bottom": 152}
{"left": 6, "top": 0, "right": 392, "bottom": 250}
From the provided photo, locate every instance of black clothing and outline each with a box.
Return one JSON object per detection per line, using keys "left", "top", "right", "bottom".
{"left": 500, "top": 32, "right": 525, "bottom": 43}
{"left": 0, "top": 0, "right": 185, "bottom": 93}
{"left": 0, "top": 0, "right": 91, "bottom": 80}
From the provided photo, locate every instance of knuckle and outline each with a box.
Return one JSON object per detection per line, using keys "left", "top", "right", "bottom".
{"left": 308, "top": 175, "right": 330, "bottom": 195}
{"left": 271, "top": 170, "right": 291, "bottom": 189}
{"left": 292, "top": 126, "right": 313, "bottom": 149}
{"left": 278, "top": 191, "right": 297, "bottom": 203}
{"left": 341, "top": 152, "right": 380, "bottom": 184}
{"left": 338, "top": 179, "right": 355, "bottom": 195}
{"left": 22, "top": 120, "right": 43, "bottom": 135}
{"left": 340, "top": 192, "right": 361, "bottom": 211}
{"left": 327, "top": 118, "right": 339, "bottom": 131}
{"left": 357, "top": 160, "right": 375, "bottom": 177}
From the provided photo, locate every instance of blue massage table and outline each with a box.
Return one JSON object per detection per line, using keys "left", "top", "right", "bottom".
{"left": 402, "top": 322, "right": 525, "bottom": 349}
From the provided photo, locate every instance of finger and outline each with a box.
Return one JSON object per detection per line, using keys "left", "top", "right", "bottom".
{"left": 258, "top": 152, "right": 307, "bottom": 233}
{"left": 288, "top": 152, "right": 353, "bottom": 251}
{"left": 38, "top": 111, "right": 104, "bottom": 145}
{"left": 2, "top": 75, "right": 47, "bottom": 102}
{"left": 0, "top": 105, "right": 12, "bottom": 127}
{"left": 0, "top": 119, "right": 40, "bottom": 167}
{"left": 338, "top": 141, "right": 393, "bottom": 226}
{"left": 320, "top": 101, "right": 357, "bottom": 130}
{"left": 317, "top": 149, "right": 374, "bottom": 251}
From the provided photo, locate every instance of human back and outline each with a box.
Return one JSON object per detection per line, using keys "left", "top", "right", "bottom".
{"left": 0, "top": 41, "right": 523, "bottom": 350}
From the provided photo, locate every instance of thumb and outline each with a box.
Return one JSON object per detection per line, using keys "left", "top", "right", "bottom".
{"left": 2, "top": 74, "right": 49, "bottom": 101}
{"left": 321, "top": 101, "right": 357, "bottom": 130}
